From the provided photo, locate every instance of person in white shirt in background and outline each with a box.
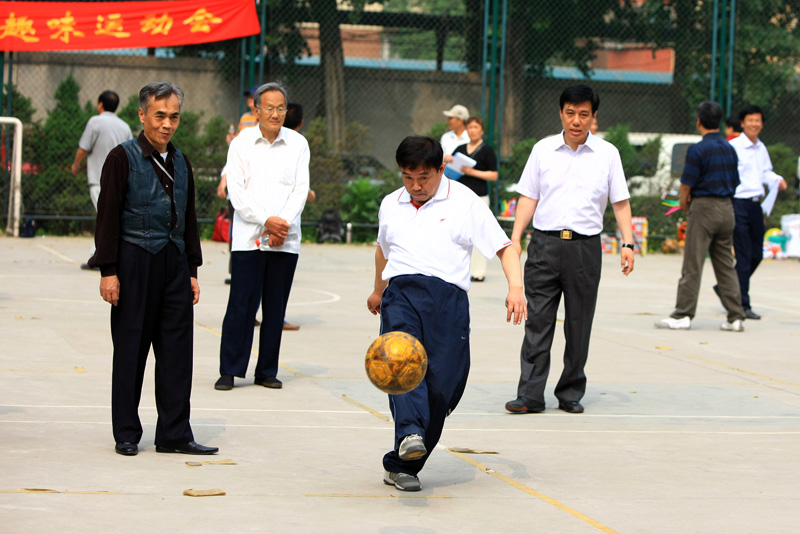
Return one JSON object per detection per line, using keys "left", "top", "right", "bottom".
{"left": 725, "top": 105, "right": 787, "bottom": 320}
{"left": 440, "top": 104, "right": 470, "bottom": 159}
{"left": 505, "top": 84, "right": 635, "bottom": 416}
{"left": 215, "top": 82, "right": 310, "bottom": 392}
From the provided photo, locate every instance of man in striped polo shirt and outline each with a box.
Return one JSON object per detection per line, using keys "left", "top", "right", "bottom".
{"left": 656, "top": 101, "right": 746, "bottom": 332}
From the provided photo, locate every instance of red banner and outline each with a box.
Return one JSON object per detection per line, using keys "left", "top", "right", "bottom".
{"left": 0, "top": 0, "right": 260, "bottom": 51}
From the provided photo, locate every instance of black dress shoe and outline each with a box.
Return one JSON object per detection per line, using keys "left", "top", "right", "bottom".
{"left": 558, "top": 401, "right": 584, "bottom": 414}
{"left": 254, "top": 376, "right": 282, "bottom": 389}
{"left": 744, "top": 309, "right": 761, "bottom": 320}
{"left": 504, "top": 396, "right": 545, "bottom": 413}
{"left": 115, "top": 442, "right": 138, "bottom": 456}
{"left": 214, "top": 375, "right": 233, "bottom": 390}
{"left": 155, "top": 441, "right": 219, "bottom": 455}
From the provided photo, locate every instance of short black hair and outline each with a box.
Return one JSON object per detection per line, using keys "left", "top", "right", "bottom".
{"left": 724, "top": 116, "right": 742, "bottom": 133}
{"left": 559, "top": 84, "right": 599, "bottom": 113}
{"left": 98, "top": 90, "right": 120, "bottom": 113}
{"left": 284, "top": 102, "right": 303, "bottom": 130}
{"left": 696, "top": 101, "right": 722, "bottom": 130}
{"left": 395, "top": 136, "right": 443, "bottom": 171}
{"left": 739, "top": 105, "right": 765, "bottom": 123}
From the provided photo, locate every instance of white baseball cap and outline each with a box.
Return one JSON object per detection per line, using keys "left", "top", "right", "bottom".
{"left": 443, "top": 105, "right": 469, "bottom": 121}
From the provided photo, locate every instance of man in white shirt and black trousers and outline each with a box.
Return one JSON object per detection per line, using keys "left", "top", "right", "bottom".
{"left": 505, "top": 84, "right": 635, "bottom": 415}
{"left": 215, "top": 83, "right": 310, "bottom": 391}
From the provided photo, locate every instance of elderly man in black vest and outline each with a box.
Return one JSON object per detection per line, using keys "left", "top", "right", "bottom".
{"left": 89, "top": 82, "right": 217, "bottom": 457}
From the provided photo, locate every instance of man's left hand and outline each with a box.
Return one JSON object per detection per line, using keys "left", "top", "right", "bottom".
{"left": 505, "top": 287, "right": 527, "bottom": 325}
{"left": 779, "top": 178, "right": 788, "bottom": 191}
{"left": 621, "top": 248, "right": 635, "bottom": 276}
{"left": 190, "top": 277, "right": 200, "bottom": 304}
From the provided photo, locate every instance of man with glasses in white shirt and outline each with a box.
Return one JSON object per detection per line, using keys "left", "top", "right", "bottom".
{"left": 215, "top": 82, "right": 310, "bottom": 391}
{"left": 505, "top": 84, "right": 635, "bottom": 415}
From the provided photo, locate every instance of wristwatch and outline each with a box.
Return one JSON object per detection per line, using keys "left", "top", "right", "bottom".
{"left": 621, "top": 243, "right": 635, "bottom": 250}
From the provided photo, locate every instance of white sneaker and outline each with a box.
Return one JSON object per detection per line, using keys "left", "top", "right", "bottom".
{"left": 398, "top": 434, "right": 426, "bottom": 461}
{"left": 720, "top": 319, "right": 744, "bottom": 332}
{"left": 654, "top": 316, "right": 691, "bottom": 330}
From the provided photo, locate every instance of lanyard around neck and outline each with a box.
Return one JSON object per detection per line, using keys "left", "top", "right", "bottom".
{"left": 150, "top": 154, "right": 174, "bottom": 183}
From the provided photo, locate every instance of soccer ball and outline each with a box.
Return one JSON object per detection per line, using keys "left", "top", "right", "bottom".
{"left": 365, "top": 331, "right": 428, "bottom": 395}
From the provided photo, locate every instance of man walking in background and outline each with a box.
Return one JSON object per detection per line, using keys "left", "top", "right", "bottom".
{"left": 656, "top": 101, "right": 746, "bottom": 332}
{"left": 72, "top": 90, "right": 133, "bottom": 269}
{"left": 725, "top": 105, "right": 787, "bottom": 320}
{"left": 440, "top": 104, "right": 470, "bottom": 158}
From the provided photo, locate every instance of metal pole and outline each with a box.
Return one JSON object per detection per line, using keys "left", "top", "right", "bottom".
{"left": 2, "top": 118, "right": 23, "bottom": 236}
{"left": 717, "top": 0, "right": 728, "bottom": 105}
{"left": 710, "top": 0, "right": 719, "bottom": 101}
{"left": 257, "top": 0, "right": 267, "bottom": 85}
{"left": 480, "top": 0, "right": 490, "bottom": 119}
{"left": 239, "top": 38, "right": 247, "bottom": 118}
{"left": 4, "top": 51, "right": 14, "bottom": 223}
{"left": 493, "top": 0, "right": 508, "bottom": 215}
{"left": 487, "top": 0, "right": 500, "bottom": 148}
{"left": 248, "top": 34, "right": 256, "bottom": 90}
{"left": 726, "top": 0, "right": 737, "bottom": 116}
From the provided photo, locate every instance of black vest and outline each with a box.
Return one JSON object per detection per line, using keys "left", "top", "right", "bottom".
{"left": 120, "top": 139, "right": 188, "bottom": 255}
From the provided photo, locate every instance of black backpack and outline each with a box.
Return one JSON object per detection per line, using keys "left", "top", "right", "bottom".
{"left": 317, "top": 209, "right": 344, "bottom": 243}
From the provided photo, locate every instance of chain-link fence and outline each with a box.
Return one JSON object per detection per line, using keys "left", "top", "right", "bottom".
{"left": 3, "top": 0, "right": 800, "bottom": 242}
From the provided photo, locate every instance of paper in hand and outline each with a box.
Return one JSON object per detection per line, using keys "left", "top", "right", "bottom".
{"left": 444, "top": 152, "right": 477, "bottom": 181}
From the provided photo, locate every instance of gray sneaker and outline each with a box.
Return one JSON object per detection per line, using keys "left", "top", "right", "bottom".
{"left": 398, "top": 434, "right": 426, "bottom": 461}
{"left": 383, "top": 470, "right": 421, "bottom": 492}
{"left": 720, "top": 319, "right": 744, "bottom": 332}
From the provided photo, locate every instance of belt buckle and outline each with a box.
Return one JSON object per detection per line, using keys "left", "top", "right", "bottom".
{"left": 560, "top": 230, "right": 573, "bottom": 240}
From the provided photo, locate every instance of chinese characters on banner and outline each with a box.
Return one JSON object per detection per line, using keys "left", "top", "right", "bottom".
{"left": 0, "top": 0, "right": 260, "bottom": 51}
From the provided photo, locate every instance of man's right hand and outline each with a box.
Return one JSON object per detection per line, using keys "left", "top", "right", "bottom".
{"left": 100, "top": 275, "right": 120, "bottom": 306}
{"left": 265, "top": 216, "right": 289, "bottom": 240}
{"left": 70, "top": 162, "right": 80, "bottom": 176}
{"left": 367, "top": 291, "right": 382, "bottom": 315}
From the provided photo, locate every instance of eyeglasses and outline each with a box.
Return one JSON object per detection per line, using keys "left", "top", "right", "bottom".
{"left": 259, "top": 107, "right": 287, "bottom": 116}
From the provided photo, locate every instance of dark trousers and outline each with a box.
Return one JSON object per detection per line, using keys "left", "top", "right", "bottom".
{"left": 672, "top": 197, "right": 744, "bottom": 322}
{"left": 111, "top": 240, "right": 195, "bottom": 446}
{"left": 380, "top": 275, "right": 470, "bottom": 477}
{"left": 219, "top": 250, "right": 298, "bottom": 379}
{"left": 732, "top": 198, "right": 765, "bottom": 311}
{"left": 516, "top": 231, "right": 601, "bottom": 405}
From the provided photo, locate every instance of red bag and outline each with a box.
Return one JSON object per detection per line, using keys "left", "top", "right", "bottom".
{"left": 212, "top": 208, "right": 230, "bottom": 243}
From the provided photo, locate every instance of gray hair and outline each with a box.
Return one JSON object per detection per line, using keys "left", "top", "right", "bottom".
{"left": 139, "top": 82, "right": 185, "bottom": 113}
{"left": 253, "top": 82, "right": 288, "bottom": 109}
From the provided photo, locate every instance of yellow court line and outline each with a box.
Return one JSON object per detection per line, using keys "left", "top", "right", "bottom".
{"left": 341, "top": 395, "right": 391, "bottom": 422}
{"left": 683, "top": 353, "right": 800, "bottom": 388}
{"left": 344, "top": 397, "right": 618, "bottom": 534}
{"left": 446, "top": 449, "right": 619, "bottom": 534}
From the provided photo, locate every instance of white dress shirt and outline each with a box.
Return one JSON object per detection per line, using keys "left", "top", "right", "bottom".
{"left": 377, "top": 178, "right": 511, "bottom": 292}
{"left": 226, "top": 125, "right": 310, "bottom": 254}
{"left": 729, "top": 134, "right": 782, "bottom": 199}
{"left": 516, "top": 132, "right": 629, "bottom": 235}
{"left": 78, "top": 112, "right": 133, "bottom": 185}
{"left": 440, "top": 129, "right": 470, "bottom": 157}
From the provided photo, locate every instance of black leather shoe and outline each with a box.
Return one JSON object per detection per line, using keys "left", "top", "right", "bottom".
{"left": 115, "top": 442, "right": 138, "bottom": 456}
{"left": 558, "top": 401, "right": 584, "bottom": 414}
{"left": 214, "top": 375, "right": 233, "bottom": 390}
{"left": 155, "top": 441, "right": 219, "bottom": 455}
{"left": 254, "top": 376, "right": 282, "bottom": 389}
{"left": 744, "top": 309, "right": 761, "bottom": 320}
{"left": 505, "top": 396, "right": 545, "bottom": 413}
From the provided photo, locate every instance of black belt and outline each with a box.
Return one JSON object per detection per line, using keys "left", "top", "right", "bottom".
{"left": 535, "top": 229, "right": 596, "bottom": 240}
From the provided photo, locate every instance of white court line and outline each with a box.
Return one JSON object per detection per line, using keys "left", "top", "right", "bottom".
{"left": 2, "top": 420, "right": 799, "bottom": 434}
{"left": 287, "top": 287, "right": 341, "bottom": 306}
{"left": 37, "top": 243, "right": 78, "bottom": 264}
{"left": 3, "top": 404, "right": 800, "bottom": 419}
{"left": 30, "top": 297, "right": 101, "bottom": 305}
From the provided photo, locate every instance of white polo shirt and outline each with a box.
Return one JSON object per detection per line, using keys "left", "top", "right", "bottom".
{"left": 729, "top": 134, "right": 782, "bottom": 199}
{"left": 377, "top": 178, "right": 511, "bottom": 291}
{"left": 226, "top": 125, "right": 310, "bottom": 254}
{"left": 78, "top": 112, "right": 133, "bottom": 186}
{"left": 516, "top": 132, "right": 629, "bottom": 235}
{"left": 440, "top": 129, "right": 470, "bottom": 157}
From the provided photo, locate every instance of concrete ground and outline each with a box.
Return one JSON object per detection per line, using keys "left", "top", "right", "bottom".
{"left": 1, "top": 236, "right": 799, "bottom": 533}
